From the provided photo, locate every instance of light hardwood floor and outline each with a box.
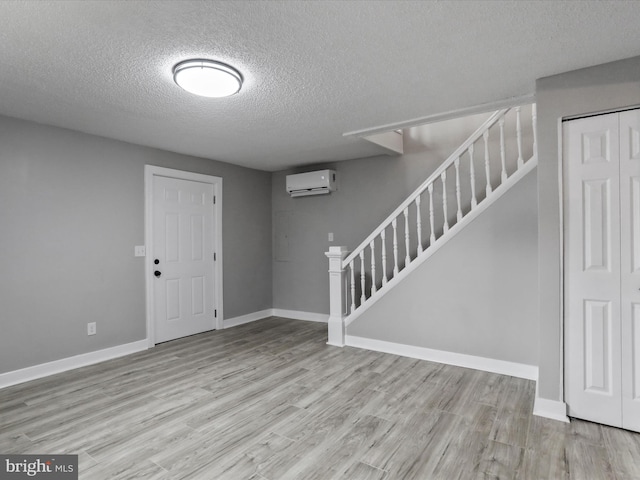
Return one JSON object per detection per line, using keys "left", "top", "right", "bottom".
{"left": 1, "top": 317, "right": 639, "bottom": 479}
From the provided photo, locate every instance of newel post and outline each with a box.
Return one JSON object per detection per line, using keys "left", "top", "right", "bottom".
{"left": 325, "top": 246, "right": 349, "bottom": 347}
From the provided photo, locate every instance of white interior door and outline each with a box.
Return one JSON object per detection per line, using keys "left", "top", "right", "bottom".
{"left": 152, "top": 174, "right": 216, "bottom": 343}
{"left": 565, "top": 112, "right": 622, "bottom": 427}
{"left": 565, "top": 109, "right": 640, "bottom": 432}
{"left": 620, "top": 109, "right": 640, "bottom": 431}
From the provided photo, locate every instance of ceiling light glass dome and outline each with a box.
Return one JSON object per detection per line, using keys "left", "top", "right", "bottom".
{"left": 173, "top": 59, "right": 243, "bottom": 98}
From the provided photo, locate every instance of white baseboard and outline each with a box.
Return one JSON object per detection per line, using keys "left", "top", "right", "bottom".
{"left": 345, "top": 335, "right": 538, "bottom": 380}
{"left": 533, "top": 396, "right": 570, "bottom": 423}
{"left": 272, "top": 309, "right": 329, "bottom": 323}
{"left": 223, "top": 309, "right": 273, "bottom": 328}
{"left": 0, "top": 307, "right": 326, "bottom": 389}
{"left": 224, "top": 309, "right": 329, "bottom": 329}
{"left": 0, "top": 340, "right": 148, "bottom": 389}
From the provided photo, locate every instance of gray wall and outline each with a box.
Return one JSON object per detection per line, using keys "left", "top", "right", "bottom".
{"left": 0, "top": 115, "right": 272, "bottom": 373}
{"left": 271, "top": 112, "right": 512, "bottom": 314}
{"left": 536, "top": 55, "right": 640, "bottom": 401}
{"left": 348, "top": 169, "right": 539, "bottom": 366}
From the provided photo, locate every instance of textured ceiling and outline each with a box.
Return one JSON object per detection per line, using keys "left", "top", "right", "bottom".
{"left": 0, "top": 1, "right": 639, "bottom": 171}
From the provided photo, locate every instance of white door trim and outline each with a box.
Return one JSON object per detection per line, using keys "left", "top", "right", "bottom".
{"left": 144, "top": 165, "right": 223, "bottom": 347}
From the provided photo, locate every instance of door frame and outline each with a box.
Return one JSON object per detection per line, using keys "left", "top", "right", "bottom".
{"left": 144, "top": 165, "right": 223, "bottom": 347}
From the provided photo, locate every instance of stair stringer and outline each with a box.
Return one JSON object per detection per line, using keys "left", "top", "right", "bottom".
{"left": 344, "top": 155, "right": 538, "bottom": 329}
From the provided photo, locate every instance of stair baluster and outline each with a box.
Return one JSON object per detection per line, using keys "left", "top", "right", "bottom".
{"left": 370, "top": 240, "right": 377, "bottom": 294}
{"left": 349, "top": 260, "right": 355, "bottom": 313}
{"left": 454, "top": 157, "right": 462, "bottom": 222}
{"left": 416, "top": 196, "right": 423, "bottom": 253}
{"left": 381, "top": 229, "right": 387, "bottom": 286}
{"left": 403, "top": 208, "right": 410, "bottom": 266}
{"left": 484, "top": 130, "right": 492, "bottom": 196}
{"left": 469, "top": 143, "right": 477, "bottom": 209}
{"left": 442, "top": 171, "right": 449, "bottom": 232}
{"left": 428, "top": 183, "right": 436, "bottom": 244}
{"left": 499, "top": 117, "right": 507, "bottom": 182}
{"left": 392, "top": 219, "right": 399, "bottom": 276}
{"left": 359, "top": 251, "right": 366, "bottom": 306}
{"left": 516, "top": 106, "right": 523, "bottom": 168}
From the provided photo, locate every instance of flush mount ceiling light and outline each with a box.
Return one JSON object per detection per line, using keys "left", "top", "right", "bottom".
{"left": 173, "top": 59, "right": 243, "bottom": 98}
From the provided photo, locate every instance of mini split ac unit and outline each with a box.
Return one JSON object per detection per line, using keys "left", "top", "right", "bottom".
{"left": 286, "top": 170, "right": 337, "bottom": 197}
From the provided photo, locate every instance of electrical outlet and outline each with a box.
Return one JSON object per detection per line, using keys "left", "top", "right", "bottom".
{"left": 328, "top": 232, "right": 334, "bottom": 242}
{"left": 87, "top": 322, "right": 97, "bottom": 336}
{"left": 134, "top": 245, "right": 146, "bottom": 257}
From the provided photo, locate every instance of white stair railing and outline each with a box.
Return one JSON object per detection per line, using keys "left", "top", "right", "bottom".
{"left": 326, "top": 105, "right": 537, "bottom": 346}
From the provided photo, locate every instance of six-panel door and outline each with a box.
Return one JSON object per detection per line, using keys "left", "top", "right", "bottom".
{"left": 565, "top": 109, "right": 640, "bottom": 432}
{"left": 153, "top": 175, "right": 216, "bottom": 343}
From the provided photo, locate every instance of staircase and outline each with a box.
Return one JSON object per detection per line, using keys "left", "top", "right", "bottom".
{"left": 326, "top": 105, "right": 538, "bottom": 346}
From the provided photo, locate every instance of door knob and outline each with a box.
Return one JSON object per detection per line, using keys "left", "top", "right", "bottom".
{"left": 154, "top": 259, "right": 160, "bottom": 265}
{"left": 154, "top": 270, "right": 162, "bottom": 278}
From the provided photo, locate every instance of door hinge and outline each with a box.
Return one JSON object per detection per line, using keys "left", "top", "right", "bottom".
{"left": 213, "top": 195, "right": 216, "bottom": 205}
{"left": 214, "top": 309, "right": 217, "bottom": 317}
{"left": 214, "top": 252, "right": 217, "bottom": 261}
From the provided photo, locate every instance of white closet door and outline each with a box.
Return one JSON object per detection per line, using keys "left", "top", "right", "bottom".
{"left": 565, "top": 113, "right": 622, "bottom": 427}
{"left": 620, "top": 109, "right": 640, "bottom": 431}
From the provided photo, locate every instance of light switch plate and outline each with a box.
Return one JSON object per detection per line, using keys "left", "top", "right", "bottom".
{"left": 134, "top": 246, "right": 146, "bottom": 257}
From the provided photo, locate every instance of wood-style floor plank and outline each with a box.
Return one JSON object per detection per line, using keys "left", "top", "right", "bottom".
{"left": 602, "top": 426, "right": 640, "bottom": 479}
{"left": 342, "top": 461, "right": 388, "bottom": 480}
{"left": 1, "top": 316, "right": 639, "bottom": 479}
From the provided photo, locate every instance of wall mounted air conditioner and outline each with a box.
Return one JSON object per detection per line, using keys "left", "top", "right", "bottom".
{"left": 286, "top": 169, "right": 337, "bottom": 197}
